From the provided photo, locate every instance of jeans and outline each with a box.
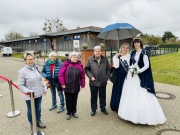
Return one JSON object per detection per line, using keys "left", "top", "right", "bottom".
{"left": 50, "top": 85, "right": 65, "bottom": 107}
{"left": 90, "top": 86, "right": 106, "bottom": 112}
{"left": 26, "top": 96, "right": 42, "bottom": 125}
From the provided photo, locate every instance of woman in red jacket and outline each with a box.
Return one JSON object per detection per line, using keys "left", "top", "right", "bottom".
{"left": 58, "top": 51, "right": 85, "bottom": 120}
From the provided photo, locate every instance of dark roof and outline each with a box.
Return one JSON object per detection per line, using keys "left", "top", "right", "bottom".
{"left": 0, "top": 26, "right": 103, "bottom": 44}
{"left": 39, "top": 26, "right": 102, "bottom": 37}
{"left": 0, "top": 36, "right": 42, "bottom": 44}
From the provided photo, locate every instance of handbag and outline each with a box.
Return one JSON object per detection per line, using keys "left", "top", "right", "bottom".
{"left": 109, "top": 67, "right": 119, "bottom": 83}
{"left": 44, "top": 79, "right": 52, "bottom": 88}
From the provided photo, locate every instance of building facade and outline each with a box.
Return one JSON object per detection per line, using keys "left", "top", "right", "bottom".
{"left": 0, "top": 26, "right": 133, "bottom": 57}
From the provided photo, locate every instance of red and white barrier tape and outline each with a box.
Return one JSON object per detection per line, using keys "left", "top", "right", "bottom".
{"left": 0, "top": 76, "right": 30, "bottom": 95}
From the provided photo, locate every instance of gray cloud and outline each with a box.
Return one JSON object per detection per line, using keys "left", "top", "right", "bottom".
{"left": 0, "top": 0, "right": 180, "bottom": 40}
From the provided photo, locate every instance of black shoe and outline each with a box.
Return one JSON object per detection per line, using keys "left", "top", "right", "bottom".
{"left": 91, "top": 111, "right": 96, "bottom": 116}
{"left": 37, "top": 122, "right": 46, "bottom": 128}
{"left": 101, "top": 110, "right": 108, "bottom": 115}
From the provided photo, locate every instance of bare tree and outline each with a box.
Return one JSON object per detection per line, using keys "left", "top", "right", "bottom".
{"left": 4, "top": 31, "right": 24, "bottom": 41}
{"left": 42, "top": 17, "right": 68, "bottom": 33}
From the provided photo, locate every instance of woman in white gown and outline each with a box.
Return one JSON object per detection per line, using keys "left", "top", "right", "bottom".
{"left": 118, "top": 38, "right": 167, "bottom": 125}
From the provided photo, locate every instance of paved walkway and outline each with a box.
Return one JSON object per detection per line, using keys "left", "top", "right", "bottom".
{"left": 0, "top": 57, "right": 180, "bottom": 135}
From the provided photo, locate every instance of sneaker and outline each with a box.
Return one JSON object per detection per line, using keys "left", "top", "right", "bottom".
{"left": 49, "top": 105, "right": 57, "bottom": 111}
{"left": 57, "top": 106, "right": 65, "bottom": 113}
{"left": 37, "top": 122, "right": 46, "bottom": 128}
{"left": 66, "top": 115, "right": 71, "bottom": 120}
{"left": 72, "top": 113, "right": 78, "bottom": 118}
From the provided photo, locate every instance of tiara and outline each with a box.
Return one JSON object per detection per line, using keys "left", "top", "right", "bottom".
{"left": 133, "top": 37, "right": 142, "bottom": 41}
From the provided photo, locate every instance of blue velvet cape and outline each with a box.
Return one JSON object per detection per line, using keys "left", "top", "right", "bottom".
{"left": 130, "top": 49, "right": 156, "bottom": 95}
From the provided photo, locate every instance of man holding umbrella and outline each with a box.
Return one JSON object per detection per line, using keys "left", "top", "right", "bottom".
{"left": 85, "top": 46, "right": 111, "bottom": 116}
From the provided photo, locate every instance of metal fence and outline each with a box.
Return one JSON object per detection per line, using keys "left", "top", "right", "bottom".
{"left": 106, "top": 44, "right": 179, "bottom": 65}
{"left": 145, "top": 44, "right": 179, "bottom": 57}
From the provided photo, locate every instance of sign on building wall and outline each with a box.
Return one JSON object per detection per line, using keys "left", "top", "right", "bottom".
{"left": 73, "top": 40, "right": 79, "bottom": 48}
{"left": 52, "top": 39, "right": 56, "bottom": 50}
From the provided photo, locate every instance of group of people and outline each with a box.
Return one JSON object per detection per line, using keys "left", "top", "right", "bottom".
{"left": 110, "top": 38, "right": 166, "bottom": 125}
{"left": 17, "top": 46, "right": 108, "bottom": 130}
{"left": 18, "top": 38, "right": 166, "bottom": 132}
{"left": 18, "top": 51, "right": 85, "bottom": 131}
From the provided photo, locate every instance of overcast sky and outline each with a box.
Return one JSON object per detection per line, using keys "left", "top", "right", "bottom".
{"left": 0, "top": 0, "right": 179, "bottom": 41}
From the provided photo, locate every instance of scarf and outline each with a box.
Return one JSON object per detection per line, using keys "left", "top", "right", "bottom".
{"left": 48, "top": 59, "right": 56, "bottom": 64}
{"left": 26, "top": 64, "right": 36, "bottom": 71}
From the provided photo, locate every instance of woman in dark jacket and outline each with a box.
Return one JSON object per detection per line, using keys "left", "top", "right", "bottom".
{"left": 110, "top": 43, "right": 130, "bottom": 112}
{"left": 42, "top": 52, "right": 65, "bottom": 113}
{"left": 58, "top": 51, "right": 85, "bottom": 120}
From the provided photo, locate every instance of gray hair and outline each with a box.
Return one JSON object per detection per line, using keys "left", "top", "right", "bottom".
{"left": 24, "top": 51, "right": 35, "bottom": 60}
{"left": 69, "top": 51, "right": 79, "bottom": 60}
{"left": 93, "top": 46, "right": 101, "bottom": 51}
{"left": 48, "top": 52, "right": 57, "bottom": 58}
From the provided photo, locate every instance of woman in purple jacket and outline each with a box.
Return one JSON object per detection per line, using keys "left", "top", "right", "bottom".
{"left": 58, "top": 51, "right": 85, "bottom": 120}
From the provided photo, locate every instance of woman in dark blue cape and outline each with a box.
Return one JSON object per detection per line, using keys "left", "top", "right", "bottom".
{"left": 118, "top": 38, "right": 166, "bottom": 125}
{"left": 110, "top": 43, "right": 130, "bottom": 112}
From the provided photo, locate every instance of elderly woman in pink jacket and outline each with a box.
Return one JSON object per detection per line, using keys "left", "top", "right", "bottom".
{"left": 58, "top": 51, "right": 85, "bottom": 120}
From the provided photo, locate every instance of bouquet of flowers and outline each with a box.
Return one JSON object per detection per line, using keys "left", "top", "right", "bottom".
{"left": 128, "top": 63, "right": 140, "bottom": 77}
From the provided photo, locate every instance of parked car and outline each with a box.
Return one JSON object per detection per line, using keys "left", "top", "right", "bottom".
{"left": 144, "top": 46, "right": 157, "bottom": 56}
{"left": 0, "top": 46, "right": 12, "bottom": 56}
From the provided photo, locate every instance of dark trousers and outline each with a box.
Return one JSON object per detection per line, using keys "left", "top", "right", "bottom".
{"left": 90, "top": 86, "right": 106, "bottom": 112}
{"left": 65, "top": 92, "right": 79, "bottom": 115}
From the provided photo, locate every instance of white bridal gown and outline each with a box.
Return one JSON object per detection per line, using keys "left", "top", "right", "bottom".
{"left": 118, "top": 51, "right": 166, "bottom": 125}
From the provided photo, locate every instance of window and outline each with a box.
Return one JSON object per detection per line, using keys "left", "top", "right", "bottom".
{"left": 64, "top": 36, "right": 70, "bottom": 41}
{"left": 74, "top": 35, "right": 80, "bottom": 40}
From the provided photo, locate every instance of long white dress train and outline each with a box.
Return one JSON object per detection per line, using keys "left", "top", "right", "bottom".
{"left": 118, "top": 72, "right": 167, "bottom": 125}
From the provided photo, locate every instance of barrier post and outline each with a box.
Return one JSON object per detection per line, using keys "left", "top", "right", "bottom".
{"left": 7, "top": 80, "right": 21, "bottom": 118}
{"left": 0, "top": 94, "right": 2, "bottom": 98}
{"left": 30, "top": 92, "right": 44, "bottom": 135}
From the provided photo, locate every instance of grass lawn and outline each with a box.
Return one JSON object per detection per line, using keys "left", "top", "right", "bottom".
{"left": 12, "top": 54, "right": 24, "bottom": 58}
{"left": 12, "top": 54, "right": 67, "bottom": 59}
{"left": 150, "top": 52, "right": 180, "bottom": 86}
